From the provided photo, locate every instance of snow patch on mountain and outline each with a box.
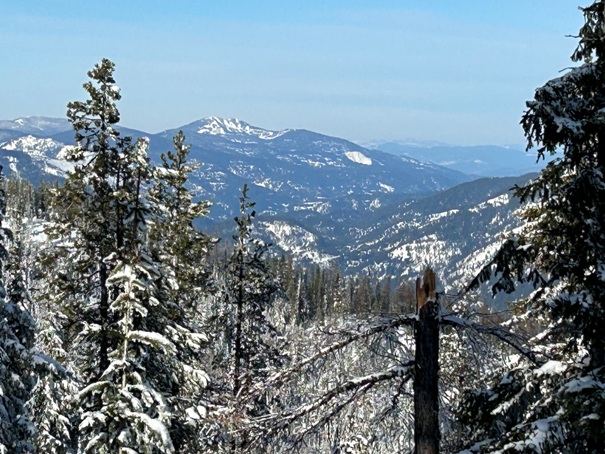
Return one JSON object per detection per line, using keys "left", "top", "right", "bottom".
{"left": 294, "top": 201, "right": 331, "bottom": 214}
{"left": 7, "top": 156, "right": 18, "bottom": 174}
{"left": 455, "top": 241, "right": 503, "bottom": 282}
{"left": 427, "top": 209, "right": 460, "bottom": 223}
{"left": 370, "top": 198, "right": 381, "bottom": 209}
{"left": 43, "top": 159, "right": 74, "bottom": 177}
{"left": 484, "top": 194, "right": 510, "bottom": 207}
{"left": 344, "top": 151, "right": 372, "bottom": 165}
{"left": 388, "top": 235, "right": 461, "bottom": 266}
{"left": 0, "top": 117, "right": 71, "bottom": 135}
{"left": 301, "top": 158, "right": 326, "bottom": 168}
{"left": 0, "top": 137, "right": 75, "bottom": 179}
{"left": 228, "top": 162, "right": 257, "bottom": 179}
{"left": 470, "top": 194, "right": 511, "bottom": 212}
{"left": 260, "top": 220, "right": 338, "bottom": 265}
{"left": 378, "top": 183, "right": 395, "bottom": 193}
{"left": 253, "top": 178, "right": 283, "bottom": 192}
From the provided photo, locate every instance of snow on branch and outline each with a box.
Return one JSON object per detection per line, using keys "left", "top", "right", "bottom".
{"left": 251, "top": 362, "right": 414, "bottom": 445}
{"left": 441, "top": 314, "right": 540, "bottom": 365}
{"left": 250, "top": 315, "right": 416, "bottom": 395}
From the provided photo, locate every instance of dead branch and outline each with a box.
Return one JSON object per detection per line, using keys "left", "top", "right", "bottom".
{"left": 441, "top": 314, "right": 540, "bottom": 365}
{"left": 247, "top": 315, "right": 416, "bottom": 397}
{"left": 250, "top": 362, "right": 414, "bottom": 446}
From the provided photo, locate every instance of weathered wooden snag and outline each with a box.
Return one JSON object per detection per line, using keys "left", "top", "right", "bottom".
{"left": 414, "top": 268, "right": 439, "bottom": 454}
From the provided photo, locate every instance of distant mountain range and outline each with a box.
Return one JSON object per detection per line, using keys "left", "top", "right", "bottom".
{"left": 0, "top": 116, "right": 471, "bottom": 219}
{"left": 0, "top": 115, "right": 537, "bottom": 294}
{"left": 365, "top": 140, "right": 549, "bottom": 177}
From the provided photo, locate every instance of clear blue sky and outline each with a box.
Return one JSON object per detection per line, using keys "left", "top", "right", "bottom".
{"left": 0, "top": 1, "right": 586, "bottom": 145}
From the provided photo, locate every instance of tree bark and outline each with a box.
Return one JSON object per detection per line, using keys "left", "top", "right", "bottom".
{"left": 414, "top": 268, "right": 439, "bottom": 454}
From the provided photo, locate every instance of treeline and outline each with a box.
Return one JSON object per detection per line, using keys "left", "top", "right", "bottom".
{"left": 267, "top": 258, "right": 417, "bottom": 323}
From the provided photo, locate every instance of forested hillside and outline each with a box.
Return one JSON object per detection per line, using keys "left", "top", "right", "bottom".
{"left": 1, "top": 2, "right": 605, "bottom": 453}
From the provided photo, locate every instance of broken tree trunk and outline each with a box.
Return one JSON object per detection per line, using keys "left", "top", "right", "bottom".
{"left": 414, "top": 268, "right": 440, "bottom": 454}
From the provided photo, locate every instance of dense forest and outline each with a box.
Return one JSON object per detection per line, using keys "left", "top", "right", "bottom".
{"left": 1, "top": 2, "right": 605, "bottom": 453}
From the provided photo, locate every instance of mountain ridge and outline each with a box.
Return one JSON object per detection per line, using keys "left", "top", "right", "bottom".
{"left": 0, "top": 116, "right": 471, "bottom": 220}
{"left": 0, "top": 115, "right": 534, "bottom": 302}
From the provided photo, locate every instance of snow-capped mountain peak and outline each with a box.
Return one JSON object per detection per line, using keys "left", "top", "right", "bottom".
{"left": 1, "top": 135, "right": 64, "bottom": 158}
{"left": 195, "top": 116, "right": 288, "bottom": 140}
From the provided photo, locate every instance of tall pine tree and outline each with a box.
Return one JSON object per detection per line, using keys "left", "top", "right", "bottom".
{"left": 211, "top": 185, "right": 283, "bottom": 450}
{"left": 461, "top": 2, "right": 605, "bottom": 451}
{"left": 148, "top": 130, "right": 212, "bottom": 314}
{"left": 44, "top": 59, "right": 210, "bottom": 452}
{"left": 146, "top": 131, "right": 213, "bottom": 452}
{"left": 0, "top": 165, "right": 36, "bottom": 453}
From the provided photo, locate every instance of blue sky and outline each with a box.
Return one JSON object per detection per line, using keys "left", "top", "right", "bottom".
{"left": 0, "top": 1, "right": 586, "bottom": 145}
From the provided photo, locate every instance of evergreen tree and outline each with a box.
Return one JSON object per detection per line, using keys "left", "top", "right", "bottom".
{"left": 0, "top": 166, "right": 36, "bottom": 453}
{"left": 44, "top": 58, "right": 131, "bottom": 386}
{"left": 217, "top": 185, "right": 283, "bottom": 449}
{"left": 28, "top": 316, "right": 77, "bottom": 454}
{"left": 2, "top": 174, "right": 77, "bottom": 453}
{"left": 148, "top": 130, "right": 212, "bottom": 314}
{"left": 462, "top": 3, "right": 605, "bottom": 451}
{"left": 147, "top": 131, "right": 213, "bottom": 451}
{"left": 43, "top": 59, "right": 210, "bottom": 452}
{"left": 74, "top": 137, "right": 179, "bottom": 453}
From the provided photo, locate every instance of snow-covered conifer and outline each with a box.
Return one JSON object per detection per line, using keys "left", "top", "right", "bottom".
{"left": 229, "top": 185, "right": 282, "bottom": 393}
{"left": 43, "top": 59, "right": 210, "bottom": 452}
{"left": 144, "top": 131, "right": 215, "bottom": 451}
{"left": 148, "top": 130, "right": 212, "bottom": 313}
{"left": 211, "top": 185, "right": 283, "bottom": 449}
{"left": 28, "top": 317, "right": 77, "bottom": 454}
{"left": 0, "top": 166, "right": 36, "bottom": 453}
{"left": 44, "top": 58, "right": 132, "bottom": 385}
{"left": 461, "top": 2, "right": 605, "bottom": 451}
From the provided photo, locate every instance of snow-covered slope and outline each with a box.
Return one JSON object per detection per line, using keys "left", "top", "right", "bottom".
{"left": 0, "top": 134, "right": 74, "bottom": 182}
{"left": 2, "top": 135, "right": 64, "bottom": 158}
{"left": 253, "top": 174, "right": 533, "bottom": 295}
